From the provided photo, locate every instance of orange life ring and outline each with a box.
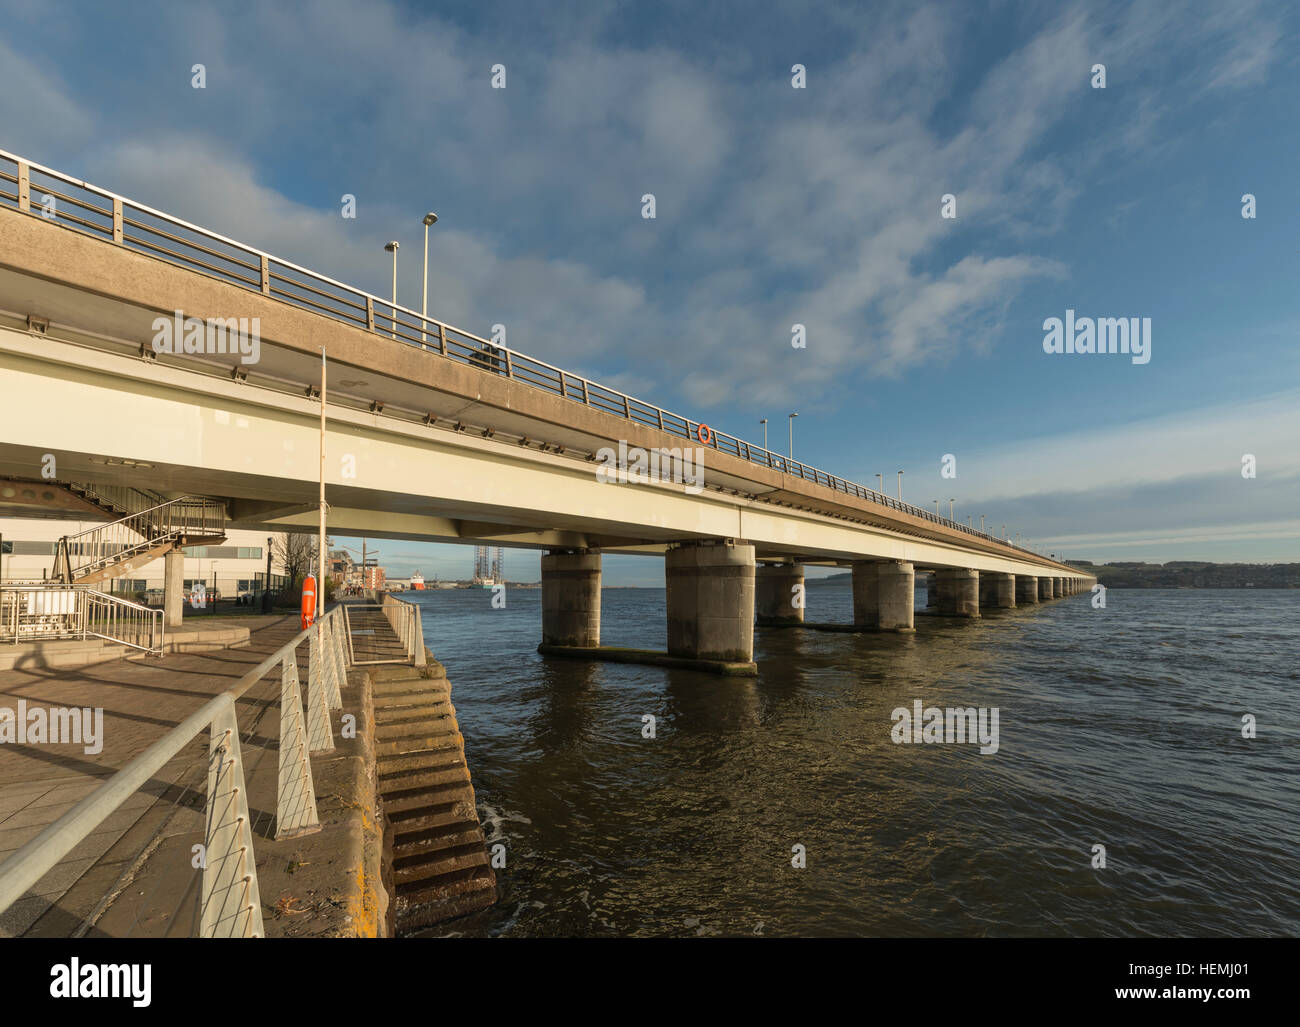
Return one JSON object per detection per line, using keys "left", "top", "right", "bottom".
{"left": 697, "top": 423, "right": 712, "bottom": 446}
{"left": 301, "top": 575, "right": 317, "bottom": 629}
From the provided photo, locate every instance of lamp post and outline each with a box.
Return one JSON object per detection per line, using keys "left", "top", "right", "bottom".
{"left": 875, "top": 474, "right": 884, "bottom": 494}
{"left": 932, "top": 499, "right": 939, "bottom": 515}
{"left": 421, "top": 213, "right": 437, "bottom": 341}
{"left": 980, "top": 514, "right": 986, "bottom": 534}
{"left": 788, "top": 413, "right": 798, "bottom": 459}
{"left": 760, "top": 418, "right": 768, "bottom": 450}
{"left": 262, "top": 536, "right": 273, "bottom": 613}
{"left": 948, "top": 498, "right": 955, "bottom": 520}
{"left": 896, "top": 470, "right": 903, "bottom": 500}
{"left": 384, "top": 240, "right": 400, "bottom": 339}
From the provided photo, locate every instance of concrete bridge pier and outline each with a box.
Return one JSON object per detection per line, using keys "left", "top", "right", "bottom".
{"left": 925, "top": 573, "right": 940, "bottom": 609}
{"left": 851, "top": 560, "right": 915, "bottom": 632}
{"left": 1053, "top": 577, "right": 1063, "bottom": 598}
{"left": 164, "top": 548, "right": 184, "bottom": 629}
{"left": 541, "top": 549, "right": 601, "bottom": 646}
{"left": 984, "top": 572, "right": 1016, "bottom": 609}
{"left": 666, "top": 541, "right": 755, "bottom": 662}
{"left": 1016, "top": 575, "right": 1039, "bottom": 604}
{"left": 756, "top": 562, "right": 805, "bottom": 626}
{"left": 934, "top": 569, "right": 980, "bottom": 618}
{"left": 1038, "top": 577, "right": 1053, "bottom": 601}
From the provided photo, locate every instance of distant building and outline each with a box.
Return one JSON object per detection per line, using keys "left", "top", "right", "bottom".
{"left": 362, "top": 564, "right": 386, "bottom": 590}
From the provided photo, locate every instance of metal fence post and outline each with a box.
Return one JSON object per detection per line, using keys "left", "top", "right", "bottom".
{"left": 306, "top": 633, "right": 334, "bottom": 753}
{"left": 276, "top": 653, "right": 320, "bottom": 839}
{"left": 112, "top": 197, "right": 123, "bottom": 244}
{"left": 320, "top": 615, "right": 339, "bottom": 709}
{"left": 412, "top": 604, "right": 426, "bottom": 667}
{"left": 201, "top": 700, "right": 265, "bottom": 938}
{"left": 17, "top": 162, "right": 29, "bottom": 213}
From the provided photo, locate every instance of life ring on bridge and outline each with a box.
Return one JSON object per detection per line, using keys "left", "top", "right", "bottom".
{"left": 697, "top": 423, "right": 712, "bottom": 446}
{"left": 301, "top": 575, "right": 317, "bottom": 630}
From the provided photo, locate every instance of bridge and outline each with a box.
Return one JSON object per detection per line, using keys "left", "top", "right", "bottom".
{"left": 0, "top": 147, "right": 1093, "bottom": 671}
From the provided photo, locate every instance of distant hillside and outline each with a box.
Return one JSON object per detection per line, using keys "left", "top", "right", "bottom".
{"left": 1066, "top": 561, "right": 1300, "bottom": 589}
{"left": 809, "top": 563, "right": 1300, "bottom": 589}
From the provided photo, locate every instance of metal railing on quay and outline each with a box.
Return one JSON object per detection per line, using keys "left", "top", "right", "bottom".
{"left": 0, "top": 606, "right": 350, "bottom": 937}
{"left": 0, "top": 146, "right": 1059, "bottom": 567}
{"left": 0, "top": 583, "right": 163, "bottom": 654}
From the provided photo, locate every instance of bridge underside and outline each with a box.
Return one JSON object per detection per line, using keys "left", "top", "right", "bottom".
{"left": 0, "top": 321, "right": 1070, "bottom": 576}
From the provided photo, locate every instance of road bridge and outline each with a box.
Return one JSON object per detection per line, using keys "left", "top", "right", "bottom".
{"left": 0, "top": 148, "right": 1093, "bottom": 668}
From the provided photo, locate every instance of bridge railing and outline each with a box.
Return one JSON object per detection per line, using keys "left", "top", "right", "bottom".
{"left": 0, "top": 148, "right": 1048, "bottom": 563}
{"left": 0, "top": 606, "right": 349, "bottom": 937}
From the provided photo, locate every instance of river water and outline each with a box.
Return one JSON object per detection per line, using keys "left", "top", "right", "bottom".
{"left": 399, "top": 585, "right": 1299, "bottom": 937}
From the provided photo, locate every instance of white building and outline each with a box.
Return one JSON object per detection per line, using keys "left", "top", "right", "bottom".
{"left": 0, "top": 516, "right": 281, "bottom": 598}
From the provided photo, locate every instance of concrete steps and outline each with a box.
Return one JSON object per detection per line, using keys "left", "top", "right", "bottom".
{"left": 371, "top": 661, "right": 496, "bottom": 932}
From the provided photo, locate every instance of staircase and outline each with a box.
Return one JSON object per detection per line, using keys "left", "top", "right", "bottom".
{"left": 372, "top": 659, "right": 497, "bottom": 931}
{"left": 54, "top": 493, "right": 227, "bottom": 584}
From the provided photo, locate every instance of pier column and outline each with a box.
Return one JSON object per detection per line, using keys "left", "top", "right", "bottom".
{"left": 666, "top": 541, "right": 755, "bottom": 662}
{"left": 1038, "top": 577, "right": 1052, "bottom": 601}
{"left": 541, "top": 549, "right": 601, "bottom": 647}
{"left": 925, "top": 573, "right": 940, "bottom": 608}
{"left": 1016, "top": 575, "right": 1038, "bottom": 604}
{"left": 851, "top": 560, "right": 915, "bottom": 632}
{"left": 934, "top": 569, "right": 980, "bottom": 618}
{"left": 1053, "top": 577, "right": 1063, "bottom": 598}
{"left": 987, "top": 571, "right": 1016, "bottom": 608}
{"left": 756, "top": 562, "right": 805, "bottom": 626}
{"left": 164, "top": 548, "right": 184, "bottom": 629}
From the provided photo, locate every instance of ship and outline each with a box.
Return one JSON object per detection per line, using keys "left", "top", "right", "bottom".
{"left": 410, "top": 571, "right": 426, "bottom": 591}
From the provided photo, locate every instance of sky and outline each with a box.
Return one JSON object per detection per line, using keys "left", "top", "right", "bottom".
{"left": 2, "top": 0, "right": 1297, "bottom": 584}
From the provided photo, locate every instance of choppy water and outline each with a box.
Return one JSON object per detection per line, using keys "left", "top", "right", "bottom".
{"left": 400, "top": 585, "right": 1299, "bottom": 937}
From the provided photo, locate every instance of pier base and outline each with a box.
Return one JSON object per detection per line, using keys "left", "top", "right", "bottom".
{"left": 1053, "top": 577, "right": 1063, "bottom": 598}
{"left": 852, "top": 560, "right": 915, "bottom": 631}
{"left": 935, "top": 568, "right": 980, "bottom": 618}
{"left": 985, "top": 571, "right": 1016, "bottom": 609}
{"left": 541, "top": 549, "right": 601, "bottom": 647}
{"left": 1038, "top": 577, "right": 1053, "bottom": 601}
{"left": 1016, "top": 575, "right": 1039, "bottom": 604}
{"left": 666, "top": 541, "right": 755, "bottom": 662}
{"left": 756, "top": 562, "right": 805, "bottom": 626}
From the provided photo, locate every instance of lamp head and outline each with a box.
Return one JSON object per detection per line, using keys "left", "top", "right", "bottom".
{"left": 423, "top": 213, "right": 438, "bottom": 227}
{"left": 385, "top": 240, "right": 400, "bottom": 252}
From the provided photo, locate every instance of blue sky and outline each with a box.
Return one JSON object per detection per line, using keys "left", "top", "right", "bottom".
{"left": 3, "top": 0, "right": 1297, "bottom": 584}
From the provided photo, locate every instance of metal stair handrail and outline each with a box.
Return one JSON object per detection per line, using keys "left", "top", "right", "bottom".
{"left": 54, "top": 495, "right": 227, "bottom": 582}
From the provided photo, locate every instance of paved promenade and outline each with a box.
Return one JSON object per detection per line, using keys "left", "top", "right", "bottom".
{"left": 0, "top": 615, "right": 301, "bottom": 936}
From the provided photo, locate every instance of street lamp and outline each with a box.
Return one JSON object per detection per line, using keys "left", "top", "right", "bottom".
{"left": 875, "top": 473, "right": 884, "bottom": 494}
{"left": 760, "top": 418, "right": 768, "bottom": 450}
{"left": 932, "top": 499, "right": 939, "bottom": 515}
{"left": 384, "top": 241, "right": 400, "bottom": 339}
{"left": 980, "top": 514, "right": 986, "bottom": 534}
{"left": 788, "top": 413, "right": 798, "bottom": 459}
{"left": 948, "top": 498, "right": 955, "bottom": 520}
{"left": 421, "top": 213, "right": 437, "bottom": 341}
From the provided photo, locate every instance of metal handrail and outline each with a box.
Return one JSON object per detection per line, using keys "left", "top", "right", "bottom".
{"left": 0, "top": 583, "right": 163, "bottom": 653}
{"left": 0, "top": 606, "right": 350, "bottom": 937}
{"left": 0, "top": 146, "right": 1062, "bottom": 568}
{"left": 54, "top": 495, "right": 226, "bottom": 583}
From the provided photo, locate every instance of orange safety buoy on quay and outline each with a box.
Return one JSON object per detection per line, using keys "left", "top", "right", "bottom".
{"left": 301, "top": 575, "right": 317, "bottom": 630}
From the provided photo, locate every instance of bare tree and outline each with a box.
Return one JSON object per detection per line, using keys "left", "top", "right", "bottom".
{"left": 274, "top": 533, "right": 317, "bottom": 585}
